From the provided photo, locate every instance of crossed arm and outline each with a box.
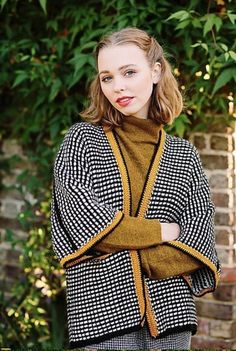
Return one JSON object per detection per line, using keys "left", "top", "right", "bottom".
{"left": 95, "top": 218, "right": 203, "bottom": 280}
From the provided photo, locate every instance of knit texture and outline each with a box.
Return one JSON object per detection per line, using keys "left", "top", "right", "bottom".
{"left": 51, "top": 121, "right": 221, "bottom": 347}
{"left": 85, "top": 326, "right": 192, "bottom": 350}
{"left": 114, "top": 115, "right": 162, "bottom": 216}
{"left": 95, "top": 115, "right": 203, "bottom": 279}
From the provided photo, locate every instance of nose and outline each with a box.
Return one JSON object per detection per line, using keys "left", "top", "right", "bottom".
{"left": 113, "top": 76, "right": 125, "bottom": 92}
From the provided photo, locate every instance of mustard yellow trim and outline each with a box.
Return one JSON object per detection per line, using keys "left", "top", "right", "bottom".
{"left": 104, "top": 128, "right": 130, "bottom": 216}
{"left": 129, "top": 250, "right": 145, "bottom": 322}
{"left": 168, "top": 241, "right": 220, "bottom": 288}
{"left": 182, "top": 274, "right": 192, "bottom": 288}
{"left": 66, "top": 255, "right": 94, "bottom": 267}
{"left": 60, "top": 210, "right": 123, "bottom": 267}
{"left": 182, "top": 274, "right": 215, "bottom": 296}
{"left": 144, "top": 284, "right": 158, "bottom": 337}
{"left": 137, "top": 129, "right": 166, "bottom": 217}
{"left": 65, "top": 253, "right": 112, "bottom": 268}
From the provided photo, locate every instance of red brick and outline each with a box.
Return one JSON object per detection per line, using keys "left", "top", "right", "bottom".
{"left": 215, "top": 228, "right": 230, "bottom": 245}
{"left": 195, "top": 299, "right": 235, "bottom": 320}
{"left": 0, "top": 217, "right": 22, "bottom": 230}
{"left": 2, "top": 139, "right": 24, "bottom": 157}
{"left": 201, "top": 155, "right": 228, "bottom": 170}
{"left": 216, "top": 247, "right": 231, "bottom": 265}
{"left": 211, "top": 135, "right": 229, "bottom": 151}
{"left": 212, "top": 192, "right": 229, "bottom": 207}
{"left": 197, "top": 317, "right": 210, "bottom": 335}
{"left": 209, "top": 174, "right": 228, "bottom": 189}
{"left": 210, "top": 319, "right": 236, "bottom": 338}
{"left": 0, "top": 278, "right": 16, "bottom": 292}
{"left": 4, "top": 264, "right": 22, "bottom": 279}
{"left": 208, "top": 122, "right": 233, "bottom": 133}
{"left": 213, "top": 283, "right": 236, "bottom": 302}
{"left": 221, "top": 267, "right": 236, "bottom": 283}
{"left": 193, "top": 135, "right": 206, "bottom": 150}
{"left": 0, "top": 188, "right": 24, "bottom": 201}
{"left": 5, "top": 249, "right": 21, "bottom": 262}
{"left": 214, "top": 212, "right": 230, "bottom": 226}
{"left": 191, "top": 335, "right": 236, "bottom": 349}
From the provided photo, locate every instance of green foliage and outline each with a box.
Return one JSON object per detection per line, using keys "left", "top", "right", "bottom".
{"left": 0, "top": 190, "right": 67, "bottom": 348}
{"left": 0, "top": 0, "right": 235, "bottom": 348}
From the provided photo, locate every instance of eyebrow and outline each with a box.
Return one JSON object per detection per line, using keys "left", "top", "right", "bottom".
{"left": 99, "top": 64, "right": 138, "bottom": 76}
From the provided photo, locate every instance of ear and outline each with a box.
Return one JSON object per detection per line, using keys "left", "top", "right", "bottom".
{"left": 152, "top": 62, "right": 161, "bottom": 84}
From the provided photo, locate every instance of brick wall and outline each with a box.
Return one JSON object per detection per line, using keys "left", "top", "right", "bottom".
{"left": 0, "top": 140, "right": 28, "bottom": 299}
{"left": 189, "top": 121, "right": 236, "bottom": 349}
{"left": 0, "top": 122, "right": 236, "bottom": 348}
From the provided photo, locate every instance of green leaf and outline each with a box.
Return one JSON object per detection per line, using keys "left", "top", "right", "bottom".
{"left": 212, "top": 67, "right": 235, "bottom": 95}
{"left": 49, "top": 78, "right": 62, "bottom": 102}
{"left": 69, "top": 53, "right": 88, "bottom": 77}
{"left": 166, "top": 10, "right": 190, "bottom": 22}
{"left": 46, "top": 20, "right": 58, "bottom": 31}
{"left": 5, "top": 229, "right": 14, "bottom": 242}
{"left": 12, "top": 72, "right": 28, "bottom": 88}
{"left": 191, "top": 41, "right": 208, "bottom": 52}
{"left": 224, "top": 52, "right": 230, "bottom": 61}
{"left": 229, "top": 51, "right": 236, "bottom": 61}
{"left": 220, "top": 43, "right": 228, "bottom": 52}
{"left": 203, "top": 14, "right": 222, "bottom": 36}
{"left": 117, "top": 19, "right": 129, "bottom": 29}
{"left": 169, "top": 113, "right": 191, "bottom": 138}
{"left": 20, "top": 55, "right": 30, "bottom": 62}
{"left": 203, "top": 14, "right": 214, "bottom": 36}
{"left": 38, "top": 0, "right": 47, "bottom": 14}
{"left": 176, "top": 19, "right": 190, "bottom": 30}
{"left": 191, "top": 43, "right": 201, "bottom": 48}
{"left": 67, "top": 71, "right": 84, "bottom": 89}
{"left": 200, "top": 43, "right": 208, "bottom": 53}
{"left": 80, "top": 41, "right": 97, "bottom": 52}
{"left": 55, "top": 40, "right": 64, "bottom": 59}
{"left": 37, "top": 307, "right": 46, "bottom": 314}
{"left": 214, "top": 16, "right": 222, "bottom": 32}
{"left": 49, "top": 122, "right": 60, "bottom": 139}
{"left": 192, "top": 18, "right": 202, "bottom": 28}
{"left": 227, "top": 12, "right": 236, "bottom": 24}
{"left": 0, "top": 0, "right": 8, "bottom": 10}
{"left": 180, "top": 114, "right": 192, "bottom": 124}
{"left": 175, "top": 120, "right": 185, "bottom": 138}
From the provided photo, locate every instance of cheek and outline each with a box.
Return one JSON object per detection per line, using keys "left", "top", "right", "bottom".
{"left": 135, "top": 73, "right": 153, "bottom": 91}
{"left": 137, "top": 76, "right": 153, "bottom": 100}
{"left": 101, "top": 84, "right": 112, "bottom": 101}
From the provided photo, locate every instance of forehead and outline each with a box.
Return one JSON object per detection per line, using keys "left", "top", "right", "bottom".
{"left": 97, "top": 44, "right": 148, "bottom": 72}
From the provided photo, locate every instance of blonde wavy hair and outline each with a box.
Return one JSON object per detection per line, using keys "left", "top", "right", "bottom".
{"left": 80, "top": 27, "right": 183, "bottom": 130}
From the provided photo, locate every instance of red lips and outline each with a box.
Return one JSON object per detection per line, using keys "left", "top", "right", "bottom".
{"left": 116, "top": 96, "right": 134, "bottom": 107}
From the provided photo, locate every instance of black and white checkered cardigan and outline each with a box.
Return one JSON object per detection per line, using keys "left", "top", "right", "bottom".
{"left": 51, "top": 121, "right": 221, "bottom": 348}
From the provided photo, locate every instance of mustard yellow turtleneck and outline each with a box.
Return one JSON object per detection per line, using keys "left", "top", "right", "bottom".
{"left": 95, "top": 116, "right": 203, "bottom": 280}
{"left": 114, "top": 115, "right": 162, "bottom": 216}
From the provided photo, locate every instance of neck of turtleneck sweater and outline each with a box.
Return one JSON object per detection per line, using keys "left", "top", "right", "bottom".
{"left": 114, "top": 115, "right": 163, "bottom": 216}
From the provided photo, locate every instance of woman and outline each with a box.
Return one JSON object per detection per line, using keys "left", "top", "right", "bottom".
{"left": 51, "top": 27, "right": 220, "bottom": 350}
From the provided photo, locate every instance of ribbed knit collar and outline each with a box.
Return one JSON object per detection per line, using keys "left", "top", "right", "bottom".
{"left": 114, "top": 115, "right": 163, "bottom": 144}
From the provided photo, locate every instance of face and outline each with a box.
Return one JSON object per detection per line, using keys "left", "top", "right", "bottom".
{"left": 98, "top": 44, "right": 161, "bottom": 119}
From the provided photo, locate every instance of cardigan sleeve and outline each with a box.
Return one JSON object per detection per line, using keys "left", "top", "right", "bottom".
{"left": 51, "top": 124, "right": 162, "bottom": 268}
{"left": 96, "top": 233, "right": 204, "bottom": 279}
{"left": 166, "top": 145, "right": 221, "bottom": 296}
{"left": 139, "top": 244, "right": 204, "bottom": 280}
{"left": 94, "top": 215, "right": 162, "bottom": 251}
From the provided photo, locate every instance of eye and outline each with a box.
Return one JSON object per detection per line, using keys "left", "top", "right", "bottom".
{"left": 124, "top": 70, "right": 136, "bottom": 77}
{"left": 101, "top": 76, "right": 112, "bottom": 83}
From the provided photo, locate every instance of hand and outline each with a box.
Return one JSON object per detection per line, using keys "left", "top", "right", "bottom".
{"left": 160, "top": 222, "right": 180, "bottom": 242}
